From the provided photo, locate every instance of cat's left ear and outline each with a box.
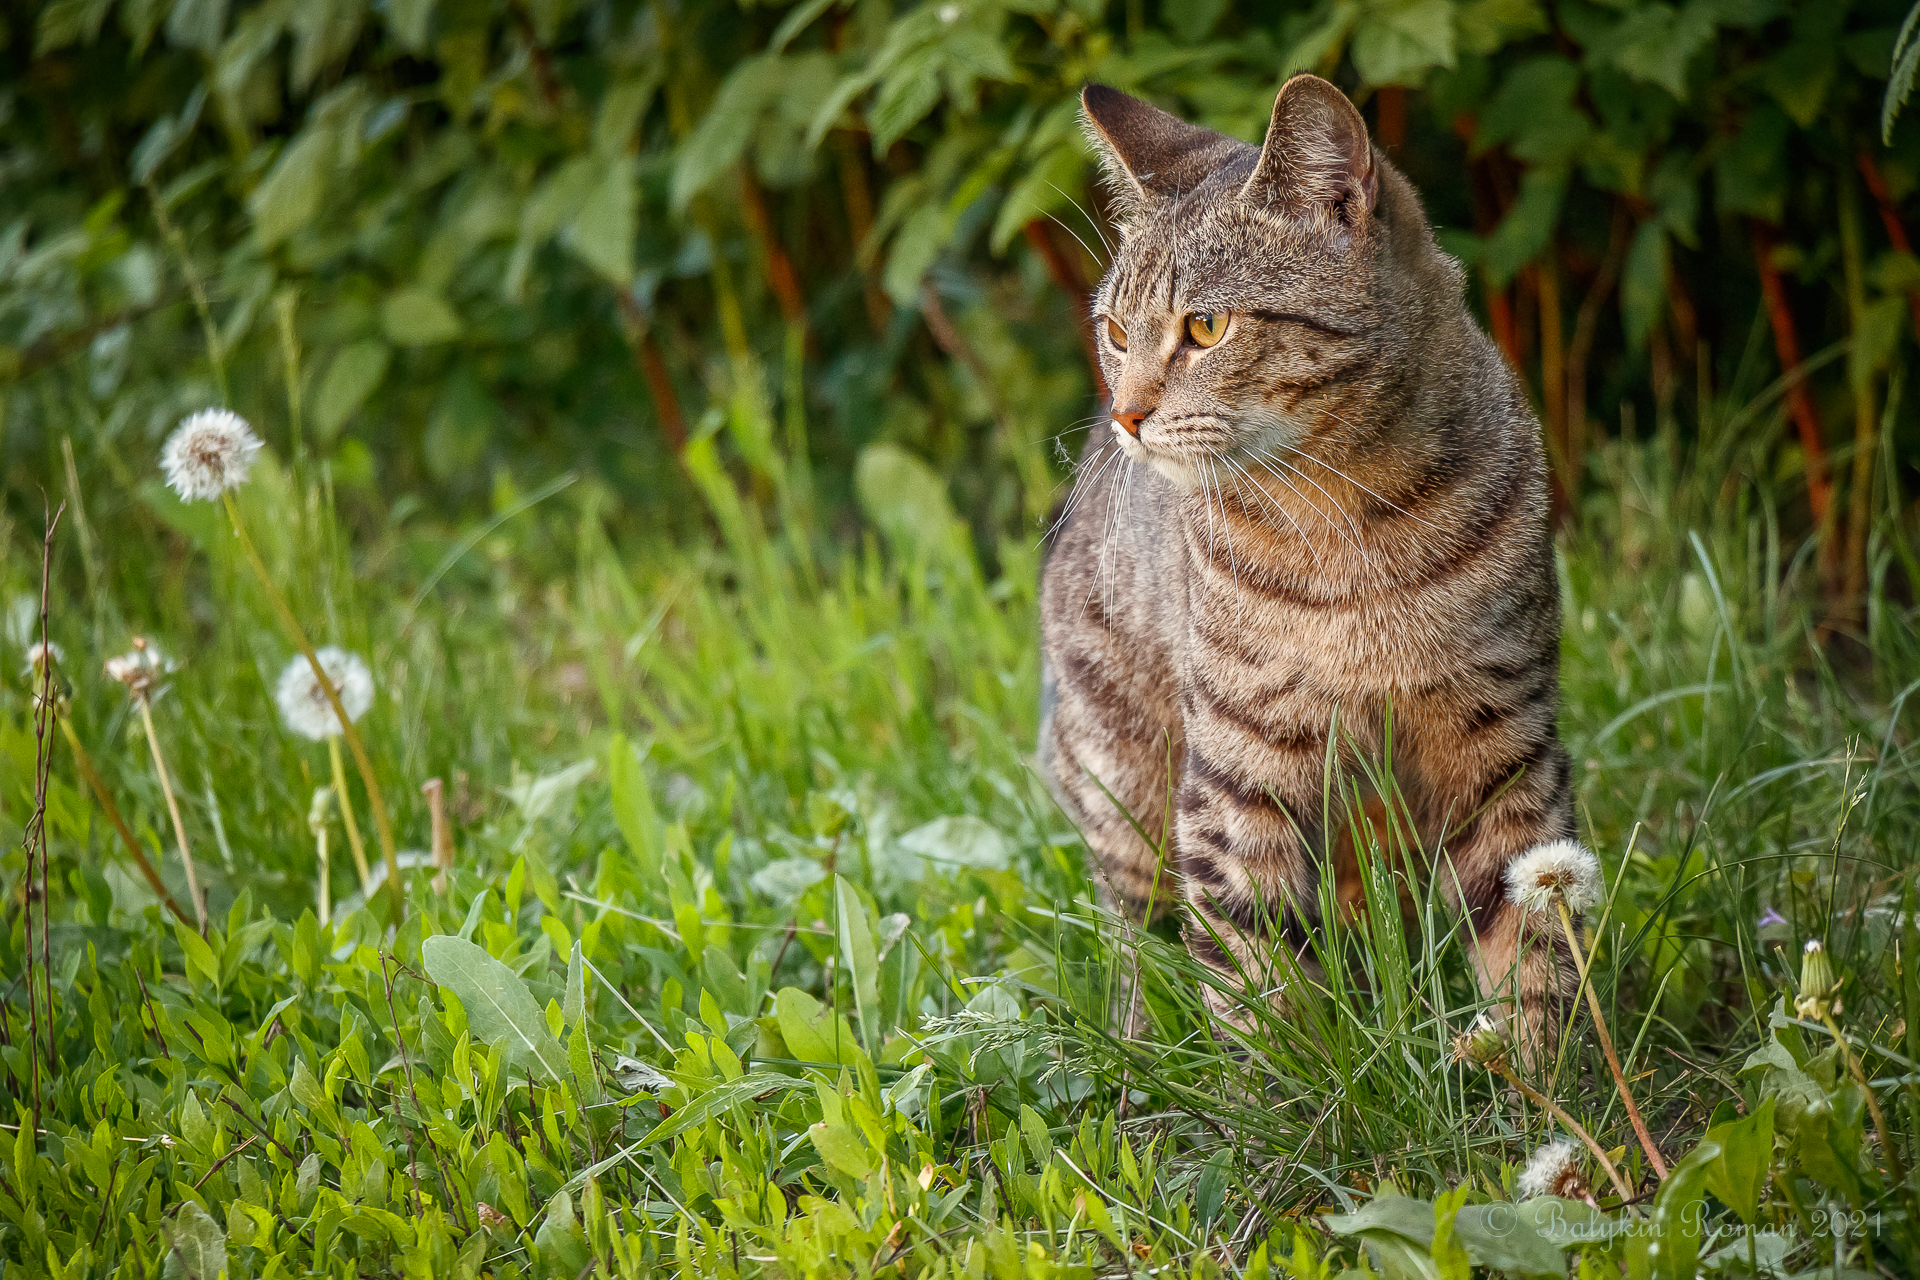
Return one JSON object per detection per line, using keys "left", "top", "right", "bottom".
{"left": 1241, "top": 74, "right": 1377, "bottom": 229}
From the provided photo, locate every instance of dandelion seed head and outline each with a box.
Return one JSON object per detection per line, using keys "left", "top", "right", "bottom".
{"left": 105, "top": 640, "right": 171, "bottom": 697}
{"left": 1517, "top": 1139, "right": 1588, "bottom": 1200}
{"left": 161, "top": 408, "right": 263, "bottom": 501}
{"left": 274, "top": 647, "right": 374, "bottom": 740}
{"left": 1504, "top": 840, "right": 1604, "bottom": 915}
{"left": 21, "top": 641, "right": 63, "bottom": 680}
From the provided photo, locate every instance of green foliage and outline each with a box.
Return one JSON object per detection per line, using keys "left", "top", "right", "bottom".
{"left": 5, "top": 1, "right": 1920, "bottom": 1274}
{"left": 5, "top": 0, "right": 1919, "bottom": 565}
{"left": 4, "top": 349, "right": 1920, "bottom": 1271}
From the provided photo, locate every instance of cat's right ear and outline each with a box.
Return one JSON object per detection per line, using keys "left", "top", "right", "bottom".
{"left": 1080, "top": 84, "right": 1235, "bottom": 219}
{"left": 1241, "top": 74, "right": 1377, "bottom": 235}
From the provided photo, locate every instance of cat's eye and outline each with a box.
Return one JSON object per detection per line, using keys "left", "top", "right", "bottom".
{"left": 1106, "top": 316, "right": 1128, "bottom": 351}
{"left": 1187, "top": 311, "right": 1230, "bottom": 348}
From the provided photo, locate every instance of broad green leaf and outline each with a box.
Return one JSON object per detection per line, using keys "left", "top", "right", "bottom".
{"left": 774, "top": 986, "right": 860, "bottom": 1066}
{"left": 564, "top": 939, "right": 585, "bottom": 1029}
{"left": 166, "top": 0, "right": 228, "bottom": 52}
{"left": 808, "top": 1120, "right": 874, "bottom": 1178}
{"left": 381, "top": 288, "right": 462, "bottom": 346}
{"left": 1452, "top": 1203, "right": 1568, "bottom": 1277}
{"left": 388, "top": 0, "right": 433, "bottom": 50}
{"left": 312, "top": 340, "right": 390, "bottom": 442}
{"left": 1456, "top": 0, "right": 1546, "bottom": 55}
{"left": 1701, "top": 1096, "right": 1774, "bottom": 1223}
{"left": 990, "top": 140, "right": 1088, "bottom": 254}
{"left": 1484, "top": 165, "right": 1566, "bottom": 285}
{"left": 1352, "top": 0, "right": 1458, "bottom": 87}
{"left": 608, "top": 734, "right": 662, "bottom": 884}
{"left": 565, "top": 156, "right": 636, "bottom": 286}
{"left": 1596, "top": 1, "right": 1717, "bottom": 98}
{"left": 673, "top": 56, "right": 785, "bottom": 209}
{"left": 174, "top": 921, "right": 220, "bottom": 990}
{"left": 250, "top": 125, "right": 336, "bottom": 248}
{"left": 897, "top": 814, "right": 1013, "bottom": 870}
{"left": 1644, "top": 1138, "right": 1716, "bottom": 1280}
{"left": 421, "top": 935, "right": 568, "bottom": 1081}
{"left": 835, "top": 875, "right": 881, "bottom": 1053}
{"left": 162, "top": 1200, "right": 227, "bottom": 1280}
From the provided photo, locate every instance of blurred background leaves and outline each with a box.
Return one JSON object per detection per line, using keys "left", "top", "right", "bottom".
{"left": 5, "top": 0, "right": 1919, "bottom": 608}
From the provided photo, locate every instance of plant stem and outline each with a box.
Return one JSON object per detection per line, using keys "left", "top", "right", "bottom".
{"left": 329, "top": 736, "right": 373, "bottom": 893}
{"left": 1494, "top": 1059, "right": 1637, "bottom": 1207}
{"left": 58, "top": 718, "right": 192, "bottom": 924}
{"left": 1818, "top": 1010, "right": 1909, "bottom": 1193}
{"left": 136, "top": 694, "right": 205, "bottom": 931}
{"left": 1556, "top": 899, "right": 1670, "bottom": 1178}
{"left": 317, "top": 823, "right": 331, "bottom": 927}
{"left": 221, "top": 492, "right": 403, "bottom": 916}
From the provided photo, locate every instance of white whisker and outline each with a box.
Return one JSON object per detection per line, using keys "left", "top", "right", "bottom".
{"left": 1042, "top": 180, "right": 1114, "bottom": 261}
{"left": 1223, "top": 455, "right": 1324, "bottom": 576}
{"left": 1288, "top": 415, "right": 1444, "bottom": 530}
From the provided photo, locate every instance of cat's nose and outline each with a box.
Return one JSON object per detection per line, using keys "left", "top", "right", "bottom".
{"left": 1113, "top": 408, "right": 1149, "bottom": 437}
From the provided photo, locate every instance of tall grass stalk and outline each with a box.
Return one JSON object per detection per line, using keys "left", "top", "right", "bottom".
{"left": 132, "top": 683, "right": 204, "bottom": 930}
{"left": 327, "top": 737, "right": 372, "bottom": 892}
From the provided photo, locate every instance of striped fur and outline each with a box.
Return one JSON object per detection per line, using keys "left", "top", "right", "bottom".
{"left": 1039, "top": 77, "right": 1576, "bottom": 1054}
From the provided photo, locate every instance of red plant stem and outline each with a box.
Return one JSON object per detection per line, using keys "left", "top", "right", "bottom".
{"left": 1856, "top": 150, "right": 1920, "bottom": 343}
{"left": 1374, "top": 86, "right": 1406, "bottom": 148}
{"left": 617, "top": 293, "right": 689, "bottom": 454}
{"left": 1750, "top": 220, "right": 1837, "bottom": 583}
{"left": 739, "top": 169, "right": 809, "bottom": 338}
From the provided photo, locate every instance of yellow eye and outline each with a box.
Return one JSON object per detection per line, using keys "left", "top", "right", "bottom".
{"left": 1187, "top": 310, "right": 1229, "bottom": 347}
{"left": 1106, "top": 316, "right": 1128, "bottom": 351}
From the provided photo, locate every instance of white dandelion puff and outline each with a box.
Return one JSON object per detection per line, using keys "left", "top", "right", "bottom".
{"left": 22, "top": 641, "right": 64, "bottom": 680}
{"left": 1517, "top": 1139, "right": 1589, "bottom": 1200}
{"left": 160, "top": 408, "right": 263, "bottom": 501}
{"left": 274, "top": 647, "right": 374, "bottom": 740}
{"left": 1504, "top": 840, "right": 1604, "bottom": 915}
{"left": 104, "top": 639, "right": 172, "bottom": 698}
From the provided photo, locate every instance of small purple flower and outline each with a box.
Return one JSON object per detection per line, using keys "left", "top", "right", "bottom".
{"left": 1757, "top": 907, "right": 1787, "bottom": 928}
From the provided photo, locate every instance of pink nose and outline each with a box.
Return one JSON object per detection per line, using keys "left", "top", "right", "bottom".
{"left": 1113, "top": 408, "right": 1148, "bottom": 437}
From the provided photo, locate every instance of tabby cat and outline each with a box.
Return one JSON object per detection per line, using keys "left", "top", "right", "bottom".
{"left": 1038, "top": 75, "right": 1576, "bottom": 1050}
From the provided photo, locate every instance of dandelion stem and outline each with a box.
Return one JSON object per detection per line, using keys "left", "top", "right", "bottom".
{"left": 136, "top": 694, "right": 205, "bottom": 931}
{"left": 329, "top": 737, "right": 373, "bottom": 893}
{"left": 1492, "top": 1059, "right": 1637, "bottom": 1207}
{"left": 57, "top": 718, "right": 192, "bottom": 925}
{"left": 221, "top": 492, "right": 403, "bottom": 916}
{"left": 1817, "top": 1010, "right": 1909, "bottom": 1193}
{"left": 1555, "top": 899, "right": 1669, "bottom": 1179}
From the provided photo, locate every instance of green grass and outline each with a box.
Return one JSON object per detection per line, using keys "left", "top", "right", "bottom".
{"left": 3, "top": 385, "right": 1918, "bottom": 1277}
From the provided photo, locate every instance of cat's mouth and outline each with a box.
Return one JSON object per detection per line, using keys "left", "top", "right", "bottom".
{"left": 1112, "top": 415, "right": 1239, "bottom": 489}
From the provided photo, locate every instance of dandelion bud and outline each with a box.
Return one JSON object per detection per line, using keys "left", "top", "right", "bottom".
{"left": 1517, "top": 1139, "right": 1590, "bottom": 1200}
{"left": 160, "top": 408, "right": 263, "bottom": 501}
{"left": 1452, "top": 1012, "right": 1511, "bottom": 1068}
{"left": 1795, "top": 939, "right": 1841, "bottom": 1019}
{"left": 308, "top": 786, "right": 336, "bottom": 836}
{"left": 274, "top": 648, "right": 374, "bottom": 741}
{"left": 1505, "top": 840, "right": 1605, "bottom": 915}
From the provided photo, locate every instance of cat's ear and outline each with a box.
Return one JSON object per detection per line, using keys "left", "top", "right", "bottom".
{"left": 1080, "top": 84, "right": 1240, "bottom": 217}
{"left": 1242, "top": 74, "right": 1377, "bottom": 229}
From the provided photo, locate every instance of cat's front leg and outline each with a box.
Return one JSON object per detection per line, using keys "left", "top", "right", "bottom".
{"left": 1424, "top": 733, "right": 1580, "bottom": 1070}
{"left": 1173, "top": 742, "right": 1326, "bottom": 1025}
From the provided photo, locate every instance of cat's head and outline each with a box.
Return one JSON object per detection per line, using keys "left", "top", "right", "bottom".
{"left": 1080, "top": 75, "right": 1442, "bottom": 489}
